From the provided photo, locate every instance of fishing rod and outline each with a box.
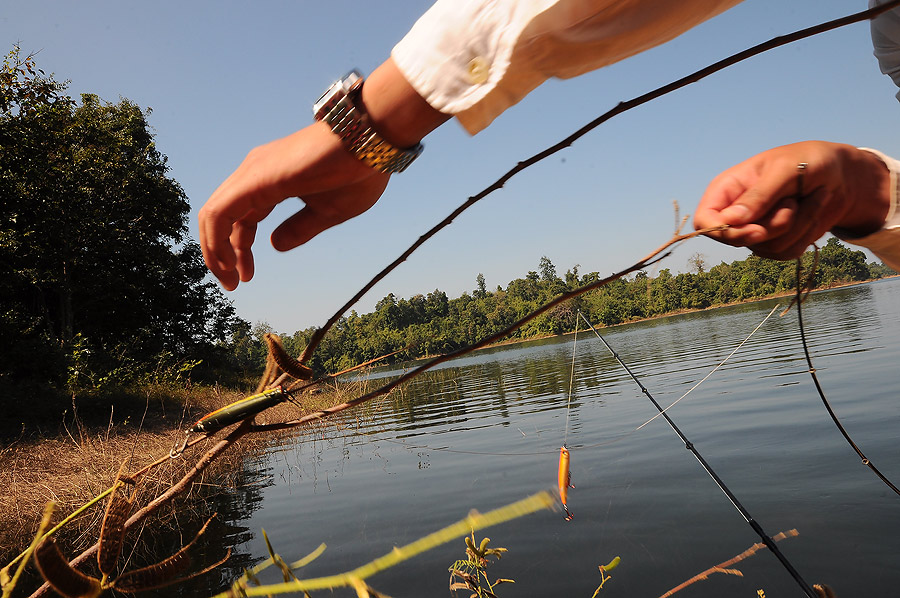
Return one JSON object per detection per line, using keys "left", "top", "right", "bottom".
{"left": 293, "top": 0, "right": 900, "bottom": 369}
{"left": 792, "top": 259, "right": 900, "bottom": 497}
{"left": 578, "top": 313, "right": 819, "bottom": 598}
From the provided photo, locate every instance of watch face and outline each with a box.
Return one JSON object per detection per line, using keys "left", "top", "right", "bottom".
{"left": 313, "top": 81, "right": 342, "bottom": 118}
{"left": 313, "top": 70, "right": 363, "bottom": 118}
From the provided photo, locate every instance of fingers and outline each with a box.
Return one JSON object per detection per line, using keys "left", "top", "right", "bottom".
{"left": 198, "top": 204, "right": 241, "bottom": 291}
{"left": 231, "top": 220, "right": 259, "bottom": 283}
{"left": 695, "top": 158, "right": 800, "bottom": 239}
{"left": 198, "top": 124, "right": 390, "bottom": 290}
{"left": 749, "top": 189, "right": 825, "bottom": 259}
{"left": 693, "top": 142, "right": 865, "bottom": 260}
{"left": 270, "top": 175, "right": 390, "bottom": 251}
{"left": 697, "top": 174, "right": 815, "bottom": 257}
{"left": 199, "top": 192, "right": 274, "bottom": 291}
{"left": 716, "top": 176, "right": 794, "bottom": 228}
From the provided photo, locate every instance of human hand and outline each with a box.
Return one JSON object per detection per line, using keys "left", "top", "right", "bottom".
{"left": 199, "top": 58, "right": 450, "bottom": 291}
{"left": 694, "top": 141, "right": 891, "bottom": 260}
{"left": 199, "top": 124, "right": 390, "bottom": 291}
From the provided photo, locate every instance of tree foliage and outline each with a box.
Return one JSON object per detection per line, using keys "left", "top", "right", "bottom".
{"left": 243, "top": 240, "right": 893, "bottom": 376}
{"left": 1, "top": 46, "right": 245, "bottom": 394}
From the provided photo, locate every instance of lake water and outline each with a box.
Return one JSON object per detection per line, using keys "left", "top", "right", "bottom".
{"left": 191, "top": 279, "right": 900, "bottom": 597}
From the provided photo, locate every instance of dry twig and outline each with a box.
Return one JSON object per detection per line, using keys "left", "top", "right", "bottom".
{"left": 658, "top": 529, "right": 799, "bottom": 597}
{"left": 294, "top": 0, "right": 900, "bottom": 366}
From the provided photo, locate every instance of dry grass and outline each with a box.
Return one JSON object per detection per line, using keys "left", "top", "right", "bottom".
{"left": 0, "top": 379, "right": 368, "bottom": 568}
{"left": 1, "top": 386, "right": 213, "bottom": 563}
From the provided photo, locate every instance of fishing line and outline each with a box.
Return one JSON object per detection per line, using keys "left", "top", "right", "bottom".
{"left": 359, "top": 424, "right": 637, "bottom": 456}
{"left": 581, "top": 312, "right": 819, "bottom": 598}
{"left": 557, "top": 311, "right": 581, "bottom": 518}
{"left": 793, "top": 259, "right": 900, "bottom": 497}
{"left": 564, "top": 311, "right": 580, "bottom": 447}
{"left": 631, "top": 303, "right": 781, "bottom": 430}
{"left": 348, "top": 303, "right": 782, "bottom": 458}
{"left": 371, "top": 436, "right": 558, "bottom": 457}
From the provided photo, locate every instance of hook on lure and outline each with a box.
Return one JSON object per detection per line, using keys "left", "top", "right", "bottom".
{"left": 169, "top": 387, "right": 289, "bottom": 458}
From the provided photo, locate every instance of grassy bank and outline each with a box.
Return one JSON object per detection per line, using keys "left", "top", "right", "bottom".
{"left": 0, "top": 380, "right": 359, "bottom": 581}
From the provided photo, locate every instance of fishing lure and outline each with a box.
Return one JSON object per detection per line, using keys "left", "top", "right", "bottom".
{"left": 558, "top": 446, "right": 574, "bottom": 520}
{"left": 188, "top": 387, "right": 288, "bottom": 435}
{"left": 169, "top": 387, "right": 295, "bottom": 457}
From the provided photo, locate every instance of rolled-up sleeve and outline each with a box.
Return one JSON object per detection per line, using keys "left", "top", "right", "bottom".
{"left": 870, "top": 0, "right": 900, "bottom": 101}
{"left": 392, "top": 0, "right": 743, "bottom": 134}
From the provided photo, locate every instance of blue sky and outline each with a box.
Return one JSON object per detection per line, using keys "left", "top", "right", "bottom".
{"left": 5, "top": 1, "right": 900, "bottom": 334}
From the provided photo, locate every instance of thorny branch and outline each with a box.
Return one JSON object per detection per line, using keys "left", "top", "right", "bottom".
{"left": 293, "top": 0, "right": 900, "bottom": 368}
{"left": 18, "top": 2, "right": 900, "bottom": 594}
{"left": 658, "top": 530, "right": 800, "bottom": 598}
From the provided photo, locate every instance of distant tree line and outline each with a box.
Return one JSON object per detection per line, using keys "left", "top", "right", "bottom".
{"left": 3, "top": 45, "right": 894, "bottom": 401}
{"left": 248, "top": 238, "right": 894, "bottom": 376}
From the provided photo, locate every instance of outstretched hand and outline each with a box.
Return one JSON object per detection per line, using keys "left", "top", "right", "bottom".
{"left": 694, "top": 141, "right": 891, "bottom": 260}
{"left": 199, "top": 124, "right": 390, "bottom": 291}
{"left": 199, "top": 58, "right": 450, "bottom": 291}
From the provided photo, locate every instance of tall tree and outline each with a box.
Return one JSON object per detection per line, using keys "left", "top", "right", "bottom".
{"left": 1, "top": 46, "right": 243, "bottom": 390}
{"left": 539, "top": 256, "right": 558, "bottom": 283}
{"left": 474, "top": 273, "right": 487, "bottom": 299}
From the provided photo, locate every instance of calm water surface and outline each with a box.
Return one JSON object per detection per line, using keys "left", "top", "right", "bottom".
{"left": 204, "top": 279, "right": 900, "bottom": 597}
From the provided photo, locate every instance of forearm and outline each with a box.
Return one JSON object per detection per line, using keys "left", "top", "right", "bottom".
{"left": 361, "top": 58, "right": 451, "bottom": 149}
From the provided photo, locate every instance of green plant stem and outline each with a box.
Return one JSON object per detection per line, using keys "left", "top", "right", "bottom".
{"left": 4, "top": 489, "right": 112, "bottom": 573}
{"left": 217, "top": 491, "right": 554, "bottom": 597}
{"left": 2, "top": 502, "right": 55, "bottom": 598}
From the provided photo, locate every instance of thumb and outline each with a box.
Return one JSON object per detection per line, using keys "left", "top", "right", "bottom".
{"left": 718, "top": 163, "right": 803, "bottom": 226}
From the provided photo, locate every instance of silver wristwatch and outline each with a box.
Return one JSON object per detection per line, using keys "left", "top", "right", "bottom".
{"left": 313, "top": 70, "right": 423, "bottom": 174}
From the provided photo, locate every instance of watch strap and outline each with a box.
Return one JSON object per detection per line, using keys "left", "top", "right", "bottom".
{"left": 315, "top": 72, "right": 422, "bottom": 174}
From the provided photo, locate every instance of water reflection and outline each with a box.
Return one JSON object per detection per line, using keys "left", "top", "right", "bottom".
{"left": 209, "top": 280, "right": 900, "bottom": 597}
{"left": 151, "top": 454, "right": 273, "bottom": 597}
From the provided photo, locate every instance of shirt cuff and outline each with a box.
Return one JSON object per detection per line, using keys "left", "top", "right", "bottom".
{"left": 391, "top": 0, "right": 547, "bottom": 135}
{"left": 832, "top": 147, "right": 900, "bottom": 271}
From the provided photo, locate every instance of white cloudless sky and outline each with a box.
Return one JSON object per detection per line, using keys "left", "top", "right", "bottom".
{"left": 5, "top": 1, "right": 900, "bottom": 334}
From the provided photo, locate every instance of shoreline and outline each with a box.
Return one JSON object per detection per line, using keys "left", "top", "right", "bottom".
{"left": 0, "top": 383, "right": 349, "bottom": 571}
{"left": 459, "top": 275, "right": 898, "bottom": 354}
{"left": 3, "top": 275, "right": 893, "bottom": 573}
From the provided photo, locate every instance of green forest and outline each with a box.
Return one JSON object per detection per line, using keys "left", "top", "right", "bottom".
{"left": 1, "top": 47, "right": 244, "bottom": 402}
{"left": 2, "top": 45, "right": 895, "bottom": 404}
{"left": 264, "top": 240, "right": 894, "bottom": 375}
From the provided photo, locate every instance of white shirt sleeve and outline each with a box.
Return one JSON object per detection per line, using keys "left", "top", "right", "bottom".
{"left": 392, "top": 0, "right": 744, "bottom": 134}
{"left": 870, "top": 0, "right": 900, "bottom": 102}
{"left": 833, "top": 148, "right": 900, "bottom": 272}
